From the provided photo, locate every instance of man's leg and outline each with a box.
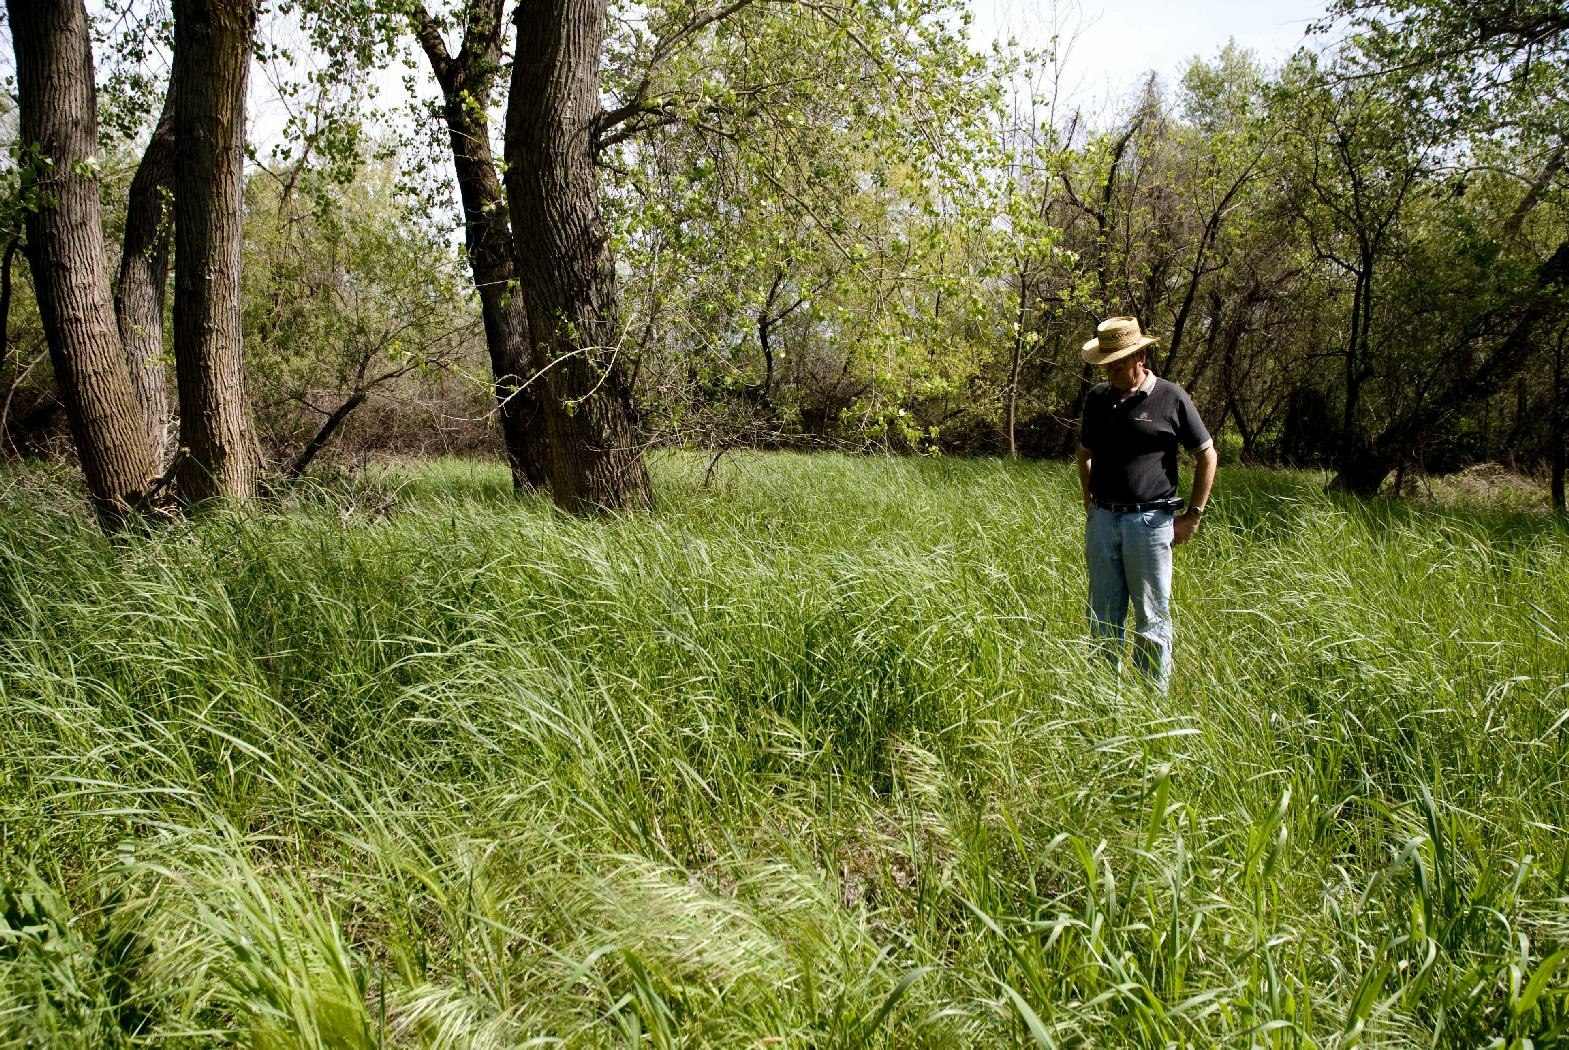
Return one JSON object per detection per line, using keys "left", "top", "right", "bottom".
{"left": 1123, "top": 508, "right": 1174, "bottom": 691}
{"left": 1085, "top": 506, "right": 1128, "bottom": 666}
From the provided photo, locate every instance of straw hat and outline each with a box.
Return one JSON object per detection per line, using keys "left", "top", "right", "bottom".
{"left": 1082, "top": 316, "right": 1157, "bottom": 365}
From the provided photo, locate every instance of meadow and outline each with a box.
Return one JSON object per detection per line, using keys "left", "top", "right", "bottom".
{"left": 1, "top": 453, "right": 1566, "bottom": 1048}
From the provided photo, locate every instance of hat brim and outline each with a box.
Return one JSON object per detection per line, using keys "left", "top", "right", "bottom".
{"left": 1081, "top": 335, "right": 1156, "bottom": 365}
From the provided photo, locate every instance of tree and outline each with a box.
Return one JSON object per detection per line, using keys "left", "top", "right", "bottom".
{"left": 1305, "top": 0, "right": 1569, "bottom": 493}
{"left": 114, "top": 81, "right": 177, "bottom": 464}
{"left": 405, "top": 0, "right": 552, "bottom": 491}
{"left": 504, "top": 0, "right": 990, "bottom": 509}
{"left": 505, "top": 0, "right": 653, "bottom": 512}
{"left": 242, "top": 155, "right": 485, "bottom": 476}
{"left": 1274, "top": 61, "right": 1429, "bottom": 493}
{"left": 7, "top": 0, "right": 157, "bottom": 529}
{"left": 1553, "top": 324, "right": 1567, "bottom": 512}
{"left": 604, "top": 0, "right": 998, "bottom": 459}
{"left": 171, "top": 0, "right": 259, "bottom": 504}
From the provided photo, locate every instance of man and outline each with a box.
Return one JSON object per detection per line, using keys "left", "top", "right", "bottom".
{"left": 1076, "top": 316, "right": 1217, "bottom": 691}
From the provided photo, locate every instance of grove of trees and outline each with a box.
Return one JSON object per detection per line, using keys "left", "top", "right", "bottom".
{"left": 2, "top": 0, "right": 1566, "bottom": 528}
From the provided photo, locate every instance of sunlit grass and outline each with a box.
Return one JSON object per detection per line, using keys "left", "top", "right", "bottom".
{"left": 2, "top": 452, "right": 1566, "bottom": 1047}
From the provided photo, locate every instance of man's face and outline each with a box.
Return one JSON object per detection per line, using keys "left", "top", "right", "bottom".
{"left": 1102, "top": 351, "right": 1145, "bottom": 393}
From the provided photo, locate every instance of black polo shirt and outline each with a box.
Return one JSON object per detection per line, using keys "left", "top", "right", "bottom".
{"left": 1079, "top": 372, "right": 1212, "bottom": 505}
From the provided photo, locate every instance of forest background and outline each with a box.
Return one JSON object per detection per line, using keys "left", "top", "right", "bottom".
{"left": 1, "top": 0, "right": 1566, "bottom": 521}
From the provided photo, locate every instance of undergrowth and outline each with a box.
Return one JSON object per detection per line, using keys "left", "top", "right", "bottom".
{"left": 1, "top": 453, "right": 1566, "bottom": 1047}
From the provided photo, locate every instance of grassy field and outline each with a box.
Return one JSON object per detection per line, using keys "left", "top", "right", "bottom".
{"left": 2, "top": 453, "right": 1567, "bottom": 1048}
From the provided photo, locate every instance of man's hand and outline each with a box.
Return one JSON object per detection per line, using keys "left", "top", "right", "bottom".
{"left": 1173, "top": 510, "right": 1201, "bottom": 546}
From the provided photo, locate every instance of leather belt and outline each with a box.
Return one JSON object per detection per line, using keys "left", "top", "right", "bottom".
{"left": 1095, "top": 500, "right": 1181, "bottom": 513}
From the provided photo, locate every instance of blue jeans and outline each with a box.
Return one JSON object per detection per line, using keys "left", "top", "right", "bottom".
{"left": 1085, "top": 505, "right": 1174, "bottom": 691}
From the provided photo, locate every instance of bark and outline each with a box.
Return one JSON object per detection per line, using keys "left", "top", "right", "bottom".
{"left": 1552, "top": 327, "right": 1565, "bottom": 514}
{"left": 506, "top": 0, "right": 652, "bottom": 513}
{"left": 172, "top": 0, "right": 258, "bottom": 504}
{"left": 8, "top": 0, "right": 156, "bottom": 529}
{"left": 412, "top": 0, "right": 551, "bottom": 492}
{"left": 1006, "top": 275, "right": 1027, "bottom": 459}
{"left": 1336, "top": 258, "right": 1374, "bottom": 482}
{"left": 115, "top": 80, "right": 177, "bottom": 465}
{"left": 0, "top": 233, "right": 18, "bottom": 379}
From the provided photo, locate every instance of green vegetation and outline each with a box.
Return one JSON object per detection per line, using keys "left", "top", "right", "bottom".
{"left": 2, "top": 455, "right": 1567, "bottom": 1046}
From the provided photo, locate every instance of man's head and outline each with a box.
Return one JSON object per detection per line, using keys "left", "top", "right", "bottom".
{"left": 1100, "top": 348, "right": 1147, "bottom": 394}
{"left": 1082, "top": 316, "right": 1157, "bottom": 373}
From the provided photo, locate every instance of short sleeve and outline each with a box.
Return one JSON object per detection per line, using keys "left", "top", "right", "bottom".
{"left": 1172, "top": 386, "right": 1212, "bottom": 451}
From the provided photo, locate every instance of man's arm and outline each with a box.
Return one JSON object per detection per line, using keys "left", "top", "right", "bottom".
{"left": 1173, "top": 445, "right": 1217, "bottom": 545}
{"left": 1076, "top": 445, "right": 1094, "bottom": 511}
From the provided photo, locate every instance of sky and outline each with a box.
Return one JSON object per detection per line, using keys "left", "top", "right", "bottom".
{"left": 0, "top": 0, "right": 1342, "bottom": 157}
{"left": 967, "top": 0, "right": 1336, "bottom": 117}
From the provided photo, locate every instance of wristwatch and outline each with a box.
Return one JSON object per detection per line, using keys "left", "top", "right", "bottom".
{"left": 1186, "top": 503, "right": 1206, "bottom": 517}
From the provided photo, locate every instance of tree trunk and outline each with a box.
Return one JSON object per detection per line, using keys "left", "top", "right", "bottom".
{"left": 115, "top": 79, "right": 177, "bottom": 467}
{"left": 172, "top": 0, "right": 258, "bottom": 504}
{"left": 1551, "top": 327, "right": 1565, "bottom": 514}
{"left": 1336, "top": 263, "right": 1371, "bottom": 483}
{"left": 412, "top": 0, "right": 552, "bottom": 493}
{"left": 284, "top": 391, "right": 367, "bottom": 480}
{"left": 1327, "top": 449, "right": 1396, "bottom": 497}
{"left": 8, "top": 0, "right": 156, "bottom": 529}
{"left": 1006, "top": 275, "right": 1026, "bottom": 459}
{"left": 0, "top": 233, "right": 18, "bottom": 379}
{"left": 506, "top": 0, "right": 652, "bottom": 513}
{"left": 450, "top": 113, "right": 553, "bottom": 494}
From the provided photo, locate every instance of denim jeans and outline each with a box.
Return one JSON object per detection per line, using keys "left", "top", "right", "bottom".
{"left": 1085, "top": 505, "right": 1174, "bottom": 691}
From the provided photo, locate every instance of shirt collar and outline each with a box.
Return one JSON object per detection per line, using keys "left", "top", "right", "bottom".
{"left": 1135, "top": 369, "right": 1157, "bottom": 396}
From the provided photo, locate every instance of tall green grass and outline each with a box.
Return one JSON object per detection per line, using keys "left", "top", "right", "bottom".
{"left": 1, "top": 453, "right": 1566, "bottom": 1047}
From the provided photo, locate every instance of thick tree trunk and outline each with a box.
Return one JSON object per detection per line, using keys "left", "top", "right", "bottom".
{"left": 172, "top": 0, "right": 258, "bottom": 504}
{"left": 8, "top": 0, "right": 156, "bottom": 529}
{"left": 506, "top": 0, "right": 652, "bottom": 513}
{"left": 115, "top": 80, "right": 177, "bottom": 466}
{"left": 1327, "top": 450, "right": 1396, "bottom": 498}
{"left": 411, "top": 1, "right": 551, "bottom": 492}
{"left": 450, "top": 114, "right": 553, "bottom": 493}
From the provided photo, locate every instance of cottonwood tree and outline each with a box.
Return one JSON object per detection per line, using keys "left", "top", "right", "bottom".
{"left": 1273, "top": 61, "right": 1430, "bottom": 494}
{"left": 7, "top": 0, "right": 157, "bottom": 528}
{"left": 1304, "top": 0, "right": 1569, "bottom": 494}
{"left": 114, "top": 81, "right": 177, "bottom": 464}
{"left": 503, "top": 0, "right": 990, "bottom": 511}
{"left": 404, "top": 0, "right": 552, "bottom": 491}
{"left": 172, "top": 0, "right": 260, "bottom": 504}
{"left": 504, "top": 0, "right": 653, "bottom": 512}
{"left": 286, "top": 0, "right": 553, "bottom": 490}
{"left": 1158, "top": 44, "right": 1271, "bottom": 384}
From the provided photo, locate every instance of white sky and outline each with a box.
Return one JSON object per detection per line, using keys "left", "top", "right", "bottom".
{"left": 2, "top": 0, "right": 1342, "bottom": 159}
{"left": 968, "top": 0, "right": 1336, "bottom": 118}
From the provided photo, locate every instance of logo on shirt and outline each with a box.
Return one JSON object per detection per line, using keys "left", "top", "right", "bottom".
{"left": 1135, "top": 411, "right": 1152, "bottom": 421}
